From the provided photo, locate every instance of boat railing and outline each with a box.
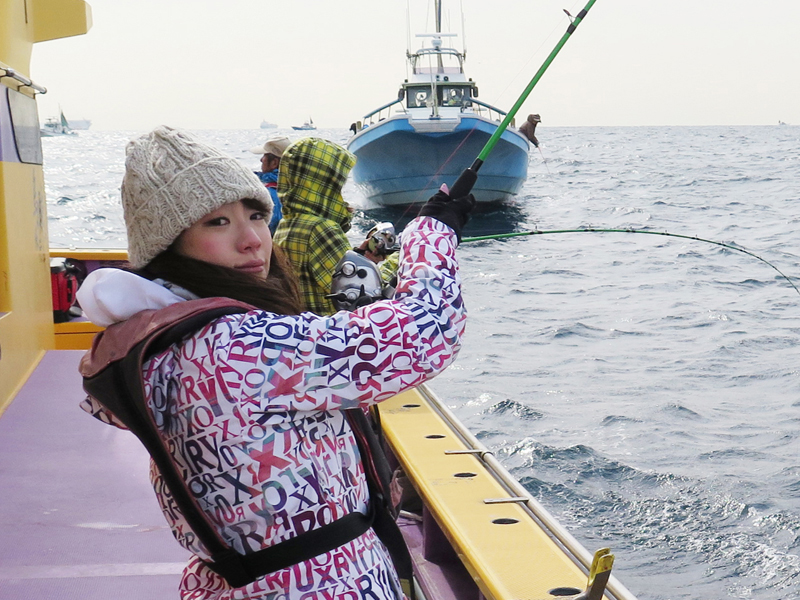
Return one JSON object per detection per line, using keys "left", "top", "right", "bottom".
{"left": 355, "top": 96, "right": 514, "bottom": 131}
{"left": 362, "top": 98, "right": 404, "bottom": 123}
{"left": 470, "top": 98, "right": 509, "bottom": 122}
{"left": 0, "top": 64, "right": 47, "bottom": 95}
{"left": 408, "top": 45, "right": 465, "bottom": 75}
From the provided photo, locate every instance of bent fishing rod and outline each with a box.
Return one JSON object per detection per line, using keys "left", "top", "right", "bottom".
{"left": 461, "top": 228, "right": 800, "bottom": 297}
{"left": 449, "top": 0, "right": 598, "bottom": 199}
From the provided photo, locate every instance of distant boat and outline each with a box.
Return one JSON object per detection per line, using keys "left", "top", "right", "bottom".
{"left": 292, "top": 118, "right": 316, "bottom": 131}
{"left": 346, "top": 0, "right": 529, "bottom": 206}
{"left": 41, "top": 110, "right": 76, "bottom": 137}
{"left": 260, "top": 120, "right": 277, "bottom": 129}
{"left": 68, "top": 118, "right": 91, "bottom": 130}
{"left": 778, "top": 120, "right": 788, "bottom": 126}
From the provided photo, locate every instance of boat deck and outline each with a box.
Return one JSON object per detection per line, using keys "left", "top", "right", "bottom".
{"left": 0, "top": 350, "right": 190, "bottom": 600}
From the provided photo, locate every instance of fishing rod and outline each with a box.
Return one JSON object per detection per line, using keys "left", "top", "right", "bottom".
{"left": 461, "top": 228, "right": 800, "bottom": 297}
{"left": 449, "top": 0, "right": 598, "bottom": 199}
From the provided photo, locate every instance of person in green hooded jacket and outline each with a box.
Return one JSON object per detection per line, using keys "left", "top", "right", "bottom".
{"left": 273, "top": 138, "right": 359, "bottom": 315}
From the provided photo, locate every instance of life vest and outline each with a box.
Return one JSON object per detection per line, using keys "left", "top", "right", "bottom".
{"left": 79, "top": 298, "right": 414, "bottom": 594}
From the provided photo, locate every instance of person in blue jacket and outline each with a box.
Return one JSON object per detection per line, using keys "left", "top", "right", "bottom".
{"left": 249, "top": 135, "right": 291, "bottom": 233}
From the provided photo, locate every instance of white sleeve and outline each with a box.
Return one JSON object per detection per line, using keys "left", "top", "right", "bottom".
{"left": 77, "top": 269, "right": 186, "bottom": 327}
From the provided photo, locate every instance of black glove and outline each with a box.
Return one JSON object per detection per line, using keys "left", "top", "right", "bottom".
{"left": 417, "top": 189, "right": 476, "bottom": 243}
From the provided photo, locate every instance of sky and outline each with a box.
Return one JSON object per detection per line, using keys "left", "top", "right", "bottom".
{"left": 30, "top": 0, "right": 800, "bottom": 131}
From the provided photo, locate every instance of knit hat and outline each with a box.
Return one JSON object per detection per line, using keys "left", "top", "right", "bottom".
{"left": 122, "top": 126, "right": 273, "bottom": 268}
{"left": 248, "top": 135, "right": 292, "bottom": 157}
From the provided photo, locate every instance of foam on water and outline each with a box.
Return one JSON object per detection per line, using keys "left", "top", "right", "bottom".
{"left": 44, "top": 125, "right": 800, "bottom": 599}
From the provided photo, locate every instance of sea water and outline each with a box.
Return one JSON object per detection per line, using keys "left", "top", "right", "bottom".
{"left": 44, "top": 126, "right": 800, "bottom": 600}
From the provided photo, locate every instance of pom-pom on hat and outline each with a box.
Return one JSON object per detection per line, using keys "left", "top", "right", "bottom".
{"left": 122, "top": 125, "right": 273, "bottom": 268}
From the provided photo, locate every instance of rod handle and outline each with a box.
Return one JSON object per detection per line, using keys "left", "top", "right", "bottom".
{"left": 449, "top": 160, "right": 482, "bottom": 199}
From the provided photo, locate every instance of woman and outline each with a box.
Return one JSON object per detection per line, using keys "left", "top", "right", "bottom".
{"left": 78, "top": 126, "right": 474, "bottom": 600}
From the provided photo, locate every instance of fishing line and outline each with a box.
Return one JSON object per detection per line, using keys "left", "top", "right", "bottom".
{"left": 536, "top": 145, "right": 552, "bottom": 175}
{"left": 461, "top": 228, "right": 800, "bottom": 297}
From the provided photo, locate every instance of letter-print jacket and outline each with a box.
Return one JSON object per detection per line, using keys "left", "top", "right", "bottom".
{"left": 79, "top": 216, "right": 467, "bottom": 600}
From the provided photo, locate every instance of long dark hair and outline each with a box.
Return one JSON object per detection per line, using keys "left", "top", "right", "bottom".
{"left": 139, "top": 244, "right": 304, "bottom": 315}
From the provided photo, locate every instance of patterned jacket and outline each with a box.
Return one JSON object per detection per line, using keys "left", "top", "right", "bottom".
{"left": 273, "top": 139, "right": 355, "bottom": 315}
{"left": 79, "top": 216, "right": 467, "bottom": 600}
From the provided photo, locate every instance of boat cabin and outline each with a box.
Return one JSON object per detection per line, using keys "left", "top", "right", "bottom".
{"left": 403, "top": 82, "right": 476, "bottom": 110}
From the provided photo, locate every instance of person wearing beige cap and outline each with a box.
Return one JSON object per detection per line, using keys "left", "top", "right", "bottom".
{"left": 248, "top": 135, "right": 291, "bottom": 233}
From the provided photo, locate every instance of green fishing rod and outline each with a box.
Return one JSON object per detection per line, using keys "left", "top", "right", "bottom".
{"left": 449, "top": 0, "right": 598, "bottom": 199}
{"left": 461, "top": 228, "right": 800, "bottom": 297}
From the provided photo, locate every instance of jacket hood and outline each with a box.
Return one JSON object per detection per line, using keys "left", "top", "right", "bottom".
{"left": 76, "top": 268, "right": 196, "bottom": 327}
{"left": 277, "top": 138, "right": 356, "bottom": 231}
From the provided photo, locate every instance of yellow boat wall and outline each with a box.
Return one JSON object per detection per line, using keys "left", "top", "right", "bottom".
{"left": 0, "top": 0, "right": 91, "bottom": 413}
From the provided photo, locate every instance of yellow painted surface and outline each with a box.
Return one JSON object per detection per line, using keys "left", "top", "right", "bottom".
{"left": 1, "top": 0, "right": 91, "bottom": 76}
{"left": 0, "top": 161, "right": 54, "bottom": 413}
{"left": 380, "top": 389, "right": 593, "bottom": 600}
{"left": 0, "top": 1, "right": 33, "bottom": 77}
{"left": 50, "top": 248, "right": 128, "bottom": 262}
{"left": 32, "top": 0, "right": 92, "bottom": 43}
{"left": 53, "top": 321, "right": 103, "bottom": 349}
{"left": 1, "top": 0, "right": 92, "bottom": 412}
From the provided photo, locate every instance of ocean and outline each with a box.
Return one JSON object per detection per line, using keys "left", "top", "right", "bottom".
{"left": 44, "top": 126, "right": 800, "bottom": 600}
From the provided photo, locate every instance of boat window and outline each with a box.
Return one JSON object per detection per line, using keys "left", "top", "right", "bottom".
{"left": 406, "top": 87, "right": 433, "bottom": 109}
{"left": 440, "top": 86, "right": 471, "bottom": 107}
{"left": 7, "top": 87, "right": 43, "bottom": 165}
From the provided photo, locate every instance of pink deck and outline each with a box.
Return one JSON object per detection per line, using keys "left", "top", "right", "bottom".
{"left": 0, "top": 351, "right": 189, "bottom": 599}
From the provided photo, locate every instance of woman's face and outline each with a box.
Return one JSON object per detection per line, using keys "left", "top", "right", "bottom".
{"left": 174, "top": 199, "right": 272, "bottom": 279}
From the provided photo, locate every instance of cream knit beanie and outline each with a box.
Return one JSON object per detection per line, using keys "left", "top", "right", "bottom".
{"left": 122, "top": 126, "right": 273, "bottom": 268}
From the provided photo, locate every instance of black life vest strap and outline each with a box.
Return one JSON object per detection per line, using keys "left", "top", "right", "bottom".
{"left": 205, "top": 508, "right": 374, "bottom": 588}
{"left": 82, "top": 304, "right": 380, "bottom": 589}
{"left": 346, "top": 408, "right": 417, "bottom": 600}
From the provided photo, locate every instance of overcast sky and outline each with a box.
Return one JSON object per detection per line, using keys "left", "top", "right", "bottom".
{"left": 30, "top": 0, "right": 800, "bottom": 131}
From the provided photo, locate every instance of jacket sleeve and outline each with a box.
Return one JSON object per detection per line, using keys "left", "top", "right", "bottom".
{"left": 202, "top": 216, "right": 466, "bottom": 412}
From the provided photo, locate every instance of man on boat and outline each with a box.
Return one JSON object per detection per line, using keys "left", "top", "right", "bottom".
{"left": 249, "top": 135, "right": 291, "bottom": 233}
{"left": 519, "top": 114, "right": 541, "bottom": 148}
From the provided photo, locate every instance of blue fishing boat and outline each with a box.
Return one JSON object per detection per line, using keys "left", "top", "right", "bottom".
{"left": 291, "top": 117, "right": 316, "bottom": 131}
{"left": 347, "top": 1, "right": 530, "bottom": 206}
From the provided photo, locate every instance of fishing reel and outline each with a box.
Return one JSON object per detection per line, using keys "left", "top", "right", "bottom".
{"left": 327, "top": 250, "right": 390, "bottom": 312}
{"left": 363, "top": 222, "right": 399, "bottom": 257}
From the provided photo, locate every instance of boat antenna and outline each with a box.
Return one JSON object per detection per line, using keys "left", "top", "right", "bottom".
{"left": 448, "top": 0, "right": 598, "bottom": 199}
{"left": 461, "top": 0, "right": 467, "bottom": 58}
{"left": 406, "top": 0, "right": 412, "bottom": 57}
{"left": 460, "top": 227, "right": 800, "bottom": 297}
